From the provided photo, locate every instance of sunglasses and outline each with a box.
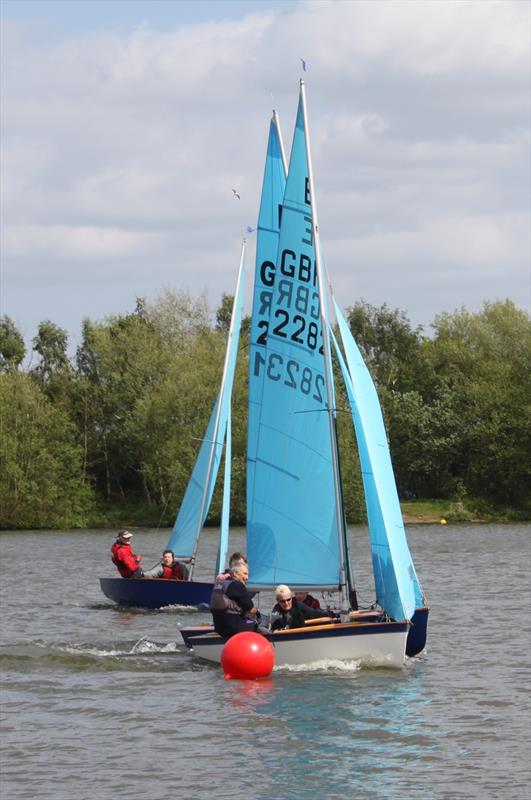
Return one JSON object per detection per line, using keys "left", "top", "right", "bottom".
{"left": 278, "top": 597, "right": 292, "bottom": 604}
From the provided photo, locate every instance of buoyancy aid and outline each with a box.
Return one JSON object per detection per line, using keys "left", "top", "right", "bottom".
{"left": 210, "top": 579, "right": 243, "bottom": 615}
{"left": 161, "top": 562, "right": 186, "bottom": 580}
{"left": 302, "top": 594, "right": 321, "bottom": 610}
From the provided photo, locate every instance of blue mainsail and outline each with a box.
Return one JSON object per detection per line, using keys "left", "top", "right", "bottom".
{"left": 333, "top": 300, "right": 422, "bottom": 620}
{"left": 247, "top": 97, "right": 340, "bottom": 588}
{"left": 247, "top": 112, "right": 287, "bottom": 543}
{"left": 167, "top": 244, "right": 246, "bottom": 567}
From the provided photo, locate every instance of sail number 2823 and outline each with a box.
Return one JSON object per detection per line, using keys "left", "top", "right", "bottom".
{"left": 253, "top": 350, "right": 325, "bottom": 404}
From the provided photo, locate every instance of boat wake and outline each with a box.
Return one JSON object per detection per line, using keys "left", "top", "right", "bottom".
{"left": 129, "top": 637, "right": 179, "bottom": 654}
{"left": 275, "top": 658, "right": 362, "bottom": 674}
{"left": 87, "top": 602, "right": 205, "bottom": 613}
{"left": 274, "top": 653, "right": 410, "bottom": 673}
{"left": 45, "top": 638, "right": 180, "bottom": 657}
{"left": 0, "top": 638, "right": 182, "bottom": 672}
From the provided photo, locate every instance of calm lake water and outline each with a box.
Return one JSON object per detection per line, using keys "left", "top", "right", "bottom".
{"left": 1, "top": 524, "right": 530, "bottom": 800}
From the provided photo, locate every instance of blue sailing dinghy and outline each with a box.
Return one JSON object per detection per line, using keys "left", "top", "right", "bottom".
{"left": 98, "top": 576, "right": 214, "bottom": 610}
{"left": 99, "top": 245, "right": 247, "bottom": 609}
{"left": 181, "top": 82, "right": 428, "bottom": 665}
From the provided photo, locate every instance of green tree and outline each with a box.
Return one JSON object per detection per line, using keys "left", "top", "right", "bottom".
{"left": 341, "top": 302, "right": 436, "bottom": 506}
{"left": 216, "top": 293, "right": 234, "bottom": 333}
{"left": 74, "top": 309, "right": 167, "bottom": 501}
{"left": 73, "top": 290, "right": 228, "bottom": 511}
{"left": 386, "top": 387, "right": 466, "bottom": 498}
{"left": 430, "top": 300, "right": 531, "bottom": 507}
{"left": 0, "top": 316, "right": 25, "bottom": 372}
{"left": 32, "top": 320, "right": 70, "bottom": 383}
{"left": 0, "top": 372, "right": 94, "bottom": 528}
{"left": 346, "top": 301, "right": 426, "bottom": 392}
{"left": 146, "top": 288, "right": 211, "bottom": 341}
{"left": 132, "top": 291, "right": 251, "bottom": 523}
{"left": 336, "top": 411, "right": 366, "bottom": 523}
{"left": 129, "top": 327, "right": 224, "bottom": 512}
{"left": 216, "top": 293, "right": 251, "bottom": 337}
{"left": 31, "top": 320, "right": 74, "bottom": 412}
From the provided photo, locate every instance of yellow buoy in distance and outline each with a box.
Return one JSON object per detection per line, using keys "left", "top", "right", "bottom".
{"left": 440, "top": 518, "right": 447, "bottom": 525}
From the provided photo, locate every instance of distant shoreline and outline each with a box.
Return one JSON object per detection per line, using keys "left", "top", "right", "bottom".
{"left": 2, "top": 516, "right": 530, "bottom": 533}
{"left": 403, "top": 514, "right": 449, "bottom": 524}
{"left": 1, "top": 499, "right": 528, "bottom": 533}
{"left": 402, "top": 514, "right": 475, "bottom": 524}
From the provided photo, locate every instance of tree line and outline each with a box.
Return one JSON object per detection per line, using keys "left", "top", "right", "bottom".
{"left": 0, "top": 293, "right": 529, "bottom": 529}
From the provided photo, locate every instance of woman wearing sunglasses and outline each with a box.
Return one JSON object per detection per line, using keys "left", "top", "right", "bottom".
{"left": 270, "top": 585, "right": 330, "bottom": 631}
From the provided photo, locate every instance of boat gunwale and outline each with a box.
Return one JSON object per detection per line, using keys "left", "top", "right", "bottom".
{"left": 99, "top": 577, "right": 214, "bottom": 587}
{"left": 181, "top": 618, "right": 409, "bottom": 646}
{"left": 272, "top": 619, "right": 408, "bottom": 636}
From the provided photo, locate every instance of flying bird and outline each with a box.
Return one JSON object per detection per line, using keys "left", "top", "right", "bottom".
{"left": 232, "top": 189, "right": 240, "bottom": 200}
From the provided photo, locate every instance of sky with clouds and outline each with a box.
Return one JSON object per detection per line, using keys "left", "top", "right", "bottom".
{"left": 1, "top": 0, "right": 529, "bottom": 354}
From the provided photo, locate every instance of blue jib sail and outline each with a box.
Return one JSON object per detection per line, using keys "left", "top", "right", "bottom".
{"left": 247, "top": 98, "right": 340, "bottom": 588}
{"left": 167, "top": 246, "right": 246, "bottom": 563}
{"left": 166, "top": 396, "right": 223, "bottom": 559}
{"left": 333, "top": 301, "right": 422, "bottom": 620}
{"left": 247, "top": 113, "right": 287, "bottom": 545}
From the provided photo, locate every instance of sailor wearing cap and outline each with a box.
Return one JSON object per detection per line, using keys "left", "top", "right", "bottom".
{"left": 110, "top": 531, "right": 143, "bottom": 579}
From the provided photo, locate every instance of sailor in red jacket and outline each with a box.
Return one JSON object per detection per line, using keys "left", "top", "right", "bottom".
{"left": 111, "top": 531, "right": 143, "bottom": 579}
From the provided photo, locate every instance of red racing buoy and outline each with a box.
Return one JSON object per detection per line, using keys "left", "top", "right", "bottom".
{"left": 221, "top": 632, "right": 275, "bottom": 680}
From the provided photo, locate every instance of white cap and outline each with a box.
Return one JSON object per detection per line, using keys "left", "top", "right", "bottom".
{"left": 118, "top": 530, "right": 132, "bottom": 540}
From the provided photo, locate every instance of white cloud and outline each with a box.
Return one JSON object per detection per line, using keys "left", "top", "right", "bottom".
{"left": 1, "top": 0, "right": 529, "bottom": 344}
{"left": 3, "top": 223, "right": 168, "bottom": 262}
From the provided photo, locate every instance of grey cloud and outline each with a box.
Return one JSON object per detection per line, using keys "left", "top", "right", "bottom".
{"left": 1, "top": 0, "right": 529, "bottom": 346}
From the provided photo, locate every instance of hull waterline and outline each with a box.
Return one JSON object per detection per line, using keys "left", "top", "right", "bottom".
{"left": 99, "top": 577, "right": 213, "bottom": 609}
{"left": 181, "top": 619, "right": 409, "bottom": 668}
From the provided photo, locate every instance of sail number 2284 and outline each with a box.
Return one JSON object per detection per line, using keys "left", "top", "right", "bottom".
{"left": 253, "top": 350, "right": 325, "bottom": 404}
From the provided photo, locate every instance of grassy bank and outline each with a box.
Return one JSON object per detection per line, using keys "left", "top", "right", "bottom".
{"left": 400, "top": 499, "right": 530, "bottom": 524}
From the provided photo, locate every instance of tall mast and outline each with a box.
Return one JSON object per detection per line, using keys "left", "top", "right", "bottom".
{"left": 188, "top": 238, "right": 246, "bottom": 577}
{"left": 272, "top": 109, "right": 288, "bottom": 177}
{"left": 299, "top": 80, "right": 350, "bottom": 609}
